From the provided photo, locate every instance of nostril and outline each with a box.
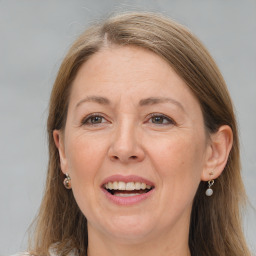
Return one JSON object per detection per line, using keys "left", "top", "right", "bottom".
{"left": 112, "top": 155, "right": 137, "bottom": 160}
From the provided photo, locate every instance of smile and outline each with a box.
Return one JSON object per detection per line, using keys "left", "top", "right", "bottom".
{"left": 101, "top": 175, "right": 155, "bottom": 205}
{"left": 103, "top": 181, "right": 153, "bottom": 197}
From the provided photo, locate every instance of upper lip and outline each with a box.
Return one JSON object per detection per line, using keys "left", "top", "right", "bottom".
{"left": 101, "top": 174, "right": 155, "bottom": 187}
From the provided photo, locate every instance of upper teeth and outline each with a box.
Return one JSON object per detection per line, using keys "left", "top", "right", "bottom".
{"left": 104, "top": 181, "right": 152, "bottom": 190}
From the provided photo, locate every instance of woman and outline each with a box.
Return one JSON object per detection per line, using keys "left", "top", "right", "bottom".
{"left": 22, "top": 12, "right": 251, "bottom": 256}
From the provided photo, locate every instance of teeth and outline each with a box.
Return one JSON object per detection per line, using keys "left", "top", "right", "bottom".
{"left": 118, "top": 181, "right": 126, "bottom": 190}
{"left": 113, "top": 181, "right": 118, "bottom": 190}
{"left": 135, "top": 182, "right": 141, "bottom": 190}
{"left": 126, "top": 182, "right": 135, "bottom": 190}
{"left": 115, "top": 193, "right": 141, "bottom": 197}
{"left": 104, "top": 181, "right": 152, "bottom": 191}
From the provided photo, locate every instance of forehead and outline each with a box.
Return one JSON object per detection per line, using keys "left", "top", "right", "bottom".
{"left": 74, "top": 45, "right": 173, "bottom": 84}
{"left": 69, "top": 45, "right": 199, "bottom": 110}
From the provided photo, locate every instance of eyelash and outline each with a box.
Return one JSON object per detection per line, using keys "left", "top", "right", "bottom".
{"left": 81, "top": 113, "right": 108, "bottom": 126}
{"left": 146, "top": 113, "right": 176, "bottom": 126}
{"left": 81, "top": 113, "right": 176, "bottom": 126}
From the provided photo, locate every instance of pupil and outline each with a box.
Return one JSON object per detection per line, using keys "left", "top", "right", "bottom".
{"left": 153, "top": 116, "right": 163, "bottom": 124}
{"left": 92, "top": 116, "right": 102, "bottom": 123}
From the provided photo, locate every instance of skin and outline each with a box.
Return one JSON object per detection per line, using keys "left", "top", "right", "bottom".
{"left": 54, "top": 45, "right": 233, "bottom": 256}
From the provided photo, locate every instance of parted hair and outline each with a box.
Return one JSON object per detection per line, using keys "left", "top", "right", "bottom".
{"left": 29, "top": 12, "right": 251, "bottom": 256}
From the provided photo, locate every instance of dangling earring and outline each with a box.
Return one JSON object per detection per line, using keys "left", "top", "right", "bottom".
{"left": 63, "top": 173, "right": 72, "bottom": 189}
{"left": 205, "top": 179, "right": 214, "bottom": 196}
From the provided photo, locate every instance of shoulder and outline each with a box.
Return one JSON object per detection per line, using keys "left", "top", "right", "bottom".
{"left": 9, "top": 251, "right": 58, "bottom": 256}
{"left": 10, "top": 245, "right": 78, "bottom": 256}
{"left": 10, "top": 249, "right": 77, "bottom": 256}
{"left": 10, "top": 253, "right": 31, "bottom": 256}
{"left": 10, "top": 253, "right": 35, "bottom": 256}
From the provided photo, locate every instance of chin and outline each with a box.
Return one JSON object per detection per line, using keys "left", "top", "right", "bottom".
{"left": 91, "top": 213, "right": 156, "bottom": 243}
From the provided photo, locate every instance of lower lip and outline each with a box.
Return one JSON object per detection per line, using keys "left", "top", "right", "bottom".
{"left": 101, "top": 188, "right": 155, "bottom": 206}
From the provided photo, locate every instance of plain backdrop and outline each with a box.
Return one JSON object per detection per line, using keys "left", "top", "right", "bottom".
{"left": 0, "top": 0, "right": 255, "bottom": 255}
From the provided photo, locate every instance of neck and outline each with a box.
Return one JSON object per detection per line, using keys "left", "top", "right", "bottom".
{"left": 87, "top": 223, "right": 191, "bottom": 256}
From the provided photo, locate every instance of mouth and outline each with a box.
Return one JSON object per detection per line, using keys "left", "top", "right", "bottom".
{"left": 103, "top": 181, "right": 154, "bottom": 197}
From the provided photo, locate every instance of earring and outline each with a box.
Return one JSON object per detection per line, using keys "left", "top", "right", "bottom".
{"left": 205, "top": 180, "right": 214, "bottom": 196}
{"left": 63, "top": 173, "right": 72, "bottom": 189}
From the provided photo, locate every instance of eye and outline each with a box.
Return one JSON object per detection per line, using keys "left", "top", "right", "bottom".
{"left": 148, "top": 113, "right": 176, "bottom": 125}
{"left": 81, "top": 114, "right": 108, "bottom": 125}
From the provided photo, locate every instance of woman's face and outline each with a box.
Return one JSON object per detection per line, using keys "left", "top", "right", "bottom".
{"left": 55, "top": 46, "right": 211, "bottom": 243}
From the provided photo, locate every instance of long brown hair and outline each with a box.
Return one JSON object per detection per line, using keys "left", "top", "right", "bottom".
{"left": 29, "top": 12, "right": 251, "bottom": 256}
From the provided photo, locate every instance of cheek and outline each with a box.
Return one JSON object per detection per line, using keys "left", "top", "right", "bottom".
{"left": 149, "top": 133, "right": 205, "bottom": 192}
{"left": 65, "top": 135, "right": 107, "bottom": 189}
{"left": 64, "top": 135, "right": 109, "bottom": 217}
{"left": 148, "top": 134, "right": 205, "bottom": 222}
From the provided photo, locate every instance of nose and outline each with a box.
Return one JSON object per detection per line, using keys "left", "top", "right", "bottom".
{"left": 108, "top": 120, "right": 145, "bottom": 164}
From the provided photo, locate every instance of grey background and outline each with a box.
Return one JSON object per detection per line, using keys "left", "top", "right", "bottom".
{"left": 0, "top": 0, "right": 255, "bottom": 255}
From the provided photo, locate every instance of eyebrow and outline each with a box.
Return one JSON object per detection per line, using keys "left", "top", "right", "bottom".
{"left": 76, "top": 96, "right": 185, "bottom": 111}
{"left": 139, "top": 97, "right": 185, "bottom": 111}
{"left": 76, "top": 96, "right": 110, "bottom": 108}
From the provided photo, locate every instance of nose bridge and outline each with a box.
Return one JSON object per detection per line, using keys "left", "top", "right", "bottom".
{"left": 108, "top": 115, "right": 144, "bottom": 163}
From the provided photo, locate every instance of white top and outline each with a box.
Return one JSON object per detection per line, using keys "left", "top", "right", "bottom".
{"left": 10, "top": 254, "right": 31, "bottom": 256}
{"left": 10, "top": 248, "right": 78, "bottom": 256}
{"left": 11, "top": 253, "right": 76, "bottom": 256}
{"left": 10, "top": 244, "right": 78, "bottom": 256}
{"left": 11, "top": 252, "right": 75, "bottom": 256}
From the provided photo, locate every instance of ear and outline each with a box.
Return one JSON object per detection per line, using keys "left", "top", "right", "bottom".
{"left": 53, "top": 129, "right": 68, "bottom": 175}
{"left": 201, "top": 125, "right": 233, "bottom": 181}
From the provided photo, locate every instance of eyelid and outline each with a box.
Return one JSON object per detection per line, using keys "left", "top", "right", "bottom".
{"left": 80, "top": 112, "right": 176, "bottom": 126}
{"left": 146, "top": 113, "right": 176, "bottom": 125}
{"left": 81, "top": 113, "right": 109, "bottom": 126}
